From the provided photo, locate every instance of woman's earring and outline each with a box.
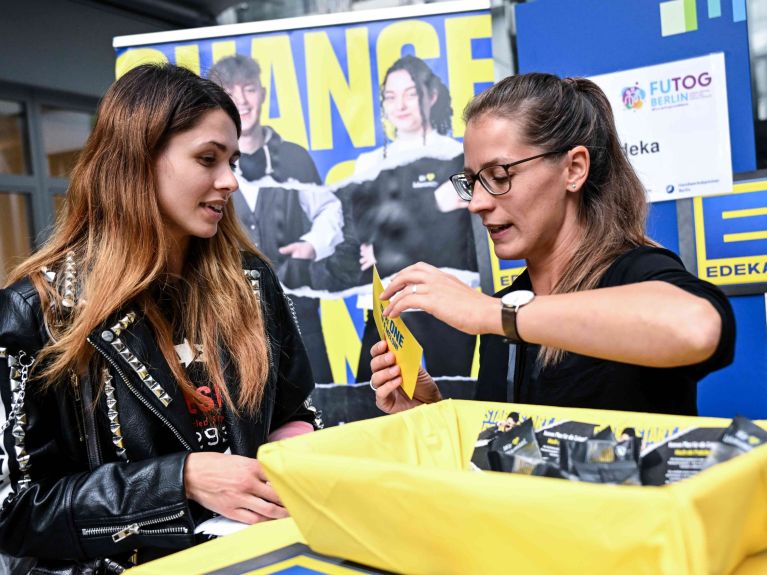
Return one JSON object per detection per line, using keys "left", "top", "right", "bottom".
{"left": 569, "top": 183, "right": 577, "bottom": 190}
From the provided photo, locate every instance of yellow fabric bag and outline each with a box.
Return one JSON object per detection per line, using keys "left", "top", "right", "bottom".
{"left": 258, "top": 400, "right": 767, "bottom": 575}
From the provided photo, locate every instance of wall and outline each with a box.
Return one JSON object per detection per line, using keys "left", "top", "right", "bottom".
{"left": 0, "top": 0, "right": 169, "bottom": 97}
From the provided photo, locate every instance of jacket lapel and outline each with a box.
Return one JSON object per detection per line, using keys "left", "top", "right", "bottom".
{"left": 90, "top": 311, "right": 198, "bottom": 450}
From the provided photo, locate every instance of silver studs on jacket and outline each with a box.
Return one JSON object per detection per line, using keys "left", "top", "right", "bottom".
{"left": 244, "top": 269, "right": 261, "bottom": 303}
{"left": 40, "top": 251, "right": 79, "bottom": 342}
{"left": 60, "top": 251, "right": 78, "bottom": 309}
{"left": 103, "top": 369, "right": 128, "bottom": 461}
{"left": 244, "top": 268, "right": 274, "bottom": 369}
{"left": 304, "top": 396, "right": 324, "bottom": 430}
{"left": 4, "top": 351, "right": 34, "bottom": 491}
{"left": 100, "top": 311, "right": 137, "bottom": 342}
{"left": 101, "top": 312, "right": 173, "bottom": 408}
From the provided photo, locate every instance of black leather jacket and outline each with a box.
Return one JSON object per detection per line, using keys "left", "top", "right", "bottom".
{"left": 0, "top": 254, "right": 319, "bottom": 566}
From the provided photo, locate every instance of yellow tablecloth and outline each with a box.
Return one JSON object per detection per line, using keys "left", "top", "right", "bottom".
{"left": 127, "top": 518, "right": 305, "bottom": 574}
{"left": 259, "top": 400, "right": 767, "bottom": 575}
{"left": 126, "top": 518, "right": 767, "bottom": 574}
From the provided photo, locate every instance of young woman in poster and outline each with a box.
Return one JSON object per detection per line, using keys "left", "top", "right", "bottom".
{"left": 0, "top": 64, "right": 320, "bottom": 572}
{"left": 368, "top": 73, "right": 735, "bottom": 415}
{"left": 337, "top": 54, "right": 479, "bottom": 382}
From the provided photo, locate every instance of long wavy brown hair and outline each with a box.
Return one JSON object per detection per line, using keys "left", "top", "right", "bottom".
{"left": 464, "top": 73, "right": 658, "bottom": 366}
{"left": 8, "top": 64, "right": 271, "bottom": 414}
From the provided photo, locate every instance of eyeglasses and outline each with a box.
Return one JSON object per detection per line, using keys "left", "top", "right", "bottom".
{"left": 450, "top": 149, "right": 570, "bottom": 201}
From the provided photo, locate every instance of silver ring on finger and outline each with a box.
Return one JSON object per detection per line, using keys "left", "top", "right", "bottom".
{"left": 411, "top": 284, "right": 418, "bottom": 294}
{"left": 370, "top": 379, "right": 377, "bottom": 392}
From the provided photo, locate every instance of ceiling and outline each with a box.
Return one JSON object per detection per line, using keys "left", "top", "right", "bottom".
{"left": 81, "top": 0, "right": 245, "bottom": 28}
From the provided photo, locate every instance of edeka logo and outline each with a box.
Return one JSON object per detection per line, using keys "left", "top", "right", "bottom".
{"left": 621, "top": 84, "right": 645, "bottom": 110}
{"left": 648, "top": 71, "right": 712, "bottom": 109}
{"left": 660, "top": 0, "right": 746, "bottom": 37}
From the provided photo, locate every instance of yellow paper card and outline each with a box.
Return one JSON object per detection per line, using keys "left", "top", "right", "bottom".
{"left": 372, "top": 266, "right": 423, "bottom": 399}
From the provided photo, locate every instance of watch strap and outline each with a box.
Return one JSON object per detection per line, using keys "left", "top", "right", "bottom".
{"left": 501, "top": 302, "right": 523, "bottom": 343}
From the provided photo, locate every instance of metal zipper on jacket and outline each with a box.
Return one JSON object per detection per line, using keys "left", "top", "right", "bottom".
{"left": 71, "top": 372, "right": 85, "bottom": 443}
{"left": 87, "top": 337, "right": 193, "bottom": 452}
{"left": 81, "top": 510, "right": 188, "bottom": 542}
{"left": 265, "top": 330, "right": 274, "bottom": 372}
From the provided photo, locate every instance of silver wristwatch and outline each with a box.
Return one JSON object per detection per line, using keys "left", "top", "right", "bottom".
{"left": 500, "top": 290, "right": 535, "bottom": 343}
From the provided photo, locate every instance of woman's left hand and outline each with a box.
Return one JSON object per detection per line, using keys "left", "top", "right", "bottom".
{"left": 380, "top": 262, "right": 500, "bottom": 335}
{"left": 184, "top": 452, "right": 289, "bottom": 525}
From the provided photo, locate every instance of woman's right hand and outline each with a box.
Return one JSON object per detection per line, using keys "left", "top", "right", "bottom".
{"left": 183, "top": 452, "right": 289, "bottom": 524}
{"left": 369, "top": 340, "right": 442, "bottom": 413}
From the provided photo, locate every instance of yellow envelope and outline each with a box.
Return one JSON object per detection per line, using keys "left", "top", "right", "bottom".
{"left": 372, "top": 266, "right": 423, "bottom": 398}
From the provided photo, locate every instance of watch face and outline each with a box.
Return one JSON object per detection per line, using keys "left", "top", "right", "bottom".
{"left": 501, "top": 290, "right": 535, "bottom": 307}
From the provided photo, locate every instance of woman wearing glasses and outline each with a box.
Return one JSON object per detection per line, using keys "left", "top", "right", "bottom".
{"left": 369, "top": 73, "right": 734, "bottom": 415}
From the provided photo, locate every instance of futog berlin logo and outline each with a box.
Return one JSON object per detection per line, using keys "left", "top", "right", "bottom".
{"left": 620, "top": 71, "right": 712, "bottom": 112}
{"left": 621, "top": 84, "right": 645, "bottom": 110}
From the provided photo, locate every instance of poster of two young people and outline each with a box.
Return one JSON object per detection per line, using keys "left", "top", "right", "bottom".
{"left": 114, "top": 1, "right": 495, "bottom": 387}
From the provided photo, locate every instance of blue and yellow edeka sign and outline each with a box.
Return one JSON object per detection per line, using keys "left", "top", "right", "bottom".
{"left": 694, "top": 176, "right": 767, "bottom": 290}
{"left": 490, "top": 246, "right": 524, "bottom": 293}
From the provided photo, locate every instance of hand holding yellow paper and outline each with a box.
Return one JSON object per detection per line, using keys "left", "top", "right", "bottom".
{"left": 372, "top": 266, "right": 423, "bottom": 399}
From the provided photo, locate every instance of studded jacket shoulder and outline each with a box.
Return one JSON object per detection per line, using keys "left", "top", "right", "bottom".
{"left": 0, "top": 253, "right": 319, "bottom": 566}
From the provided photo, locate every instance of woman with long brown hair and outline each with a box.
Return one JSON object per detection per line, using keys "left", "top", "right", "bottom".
{"left": 0, "top": 64, "right": 319, "bottom": 572}
{"left": 369, "top": 72, "right": 735, "bottom": 416}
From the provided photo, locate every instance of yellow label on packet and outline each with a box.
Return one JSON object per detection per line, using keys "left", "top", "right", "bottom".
{"left": 372, "top": 266, "right": 423, "bottom": 399}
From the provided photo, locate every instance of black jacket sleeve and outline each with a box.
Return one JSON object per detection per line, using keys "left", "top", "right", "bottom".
{"left": 0, "top": 286, "right": 195, "bottom": 561}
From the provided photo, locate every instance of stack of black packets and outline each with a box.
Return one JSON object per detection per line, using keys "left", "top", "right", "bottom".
{"left": 471, "top": 413, "right": 767, "bottom": 486}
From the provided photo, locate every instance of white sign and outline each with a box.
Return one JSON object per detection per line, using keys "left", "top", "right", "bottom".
{"left": 589, "top": 53, "right": 732, "bottom": 203}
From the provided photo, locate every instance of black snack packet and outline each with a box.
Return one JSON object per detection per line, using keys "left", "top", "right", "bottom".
{"left": 618, "top": 428, "right": 642, "bottom": 465}
{"left": 640, "top": 428, "right": 725, "bottom": 486}
{"left": 572, "top": 460, "right": 642, "bottom": 485}
{"left": 492, "top": 455, "right": 569, "bottom": 478}
{"left": 534, "top": 420, "right": 601, "bottom": 465}
{"left": 560, "top": 427, "right": 642, "bottom": 485}
{"left": 560, "top": 427, "right": 611, "bottom": 474}
{"left": 487, "top": 418, "right": 543, "bottom": 473}
{"left": 470, "top": 412, "right": 521, "bottom": 471}
{"left": 703, "top": 416, "right": 767, "bottom": 469}
{"left": 531, "top": 461, "right": 569, "bottom": 479}
{"left": 470, "top": 425, "right": 502, "bottom": 471}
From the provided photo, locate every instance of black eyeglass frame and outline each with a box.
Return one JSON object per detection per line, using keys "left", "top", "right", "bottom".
{"left": 450, "top": 148, "right": 571, "bottom": 201}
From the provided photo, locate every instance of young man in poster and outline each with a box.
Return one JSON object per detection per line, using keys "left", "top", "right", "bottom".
{"left": 209, "top": 55, "right": 341, "bottom": 383}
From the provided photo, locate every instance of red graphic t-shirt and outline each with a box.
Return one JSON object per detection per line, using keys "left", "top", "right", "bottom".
{"left": 175, "top": 338, "right": 230, "bottom": 453}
